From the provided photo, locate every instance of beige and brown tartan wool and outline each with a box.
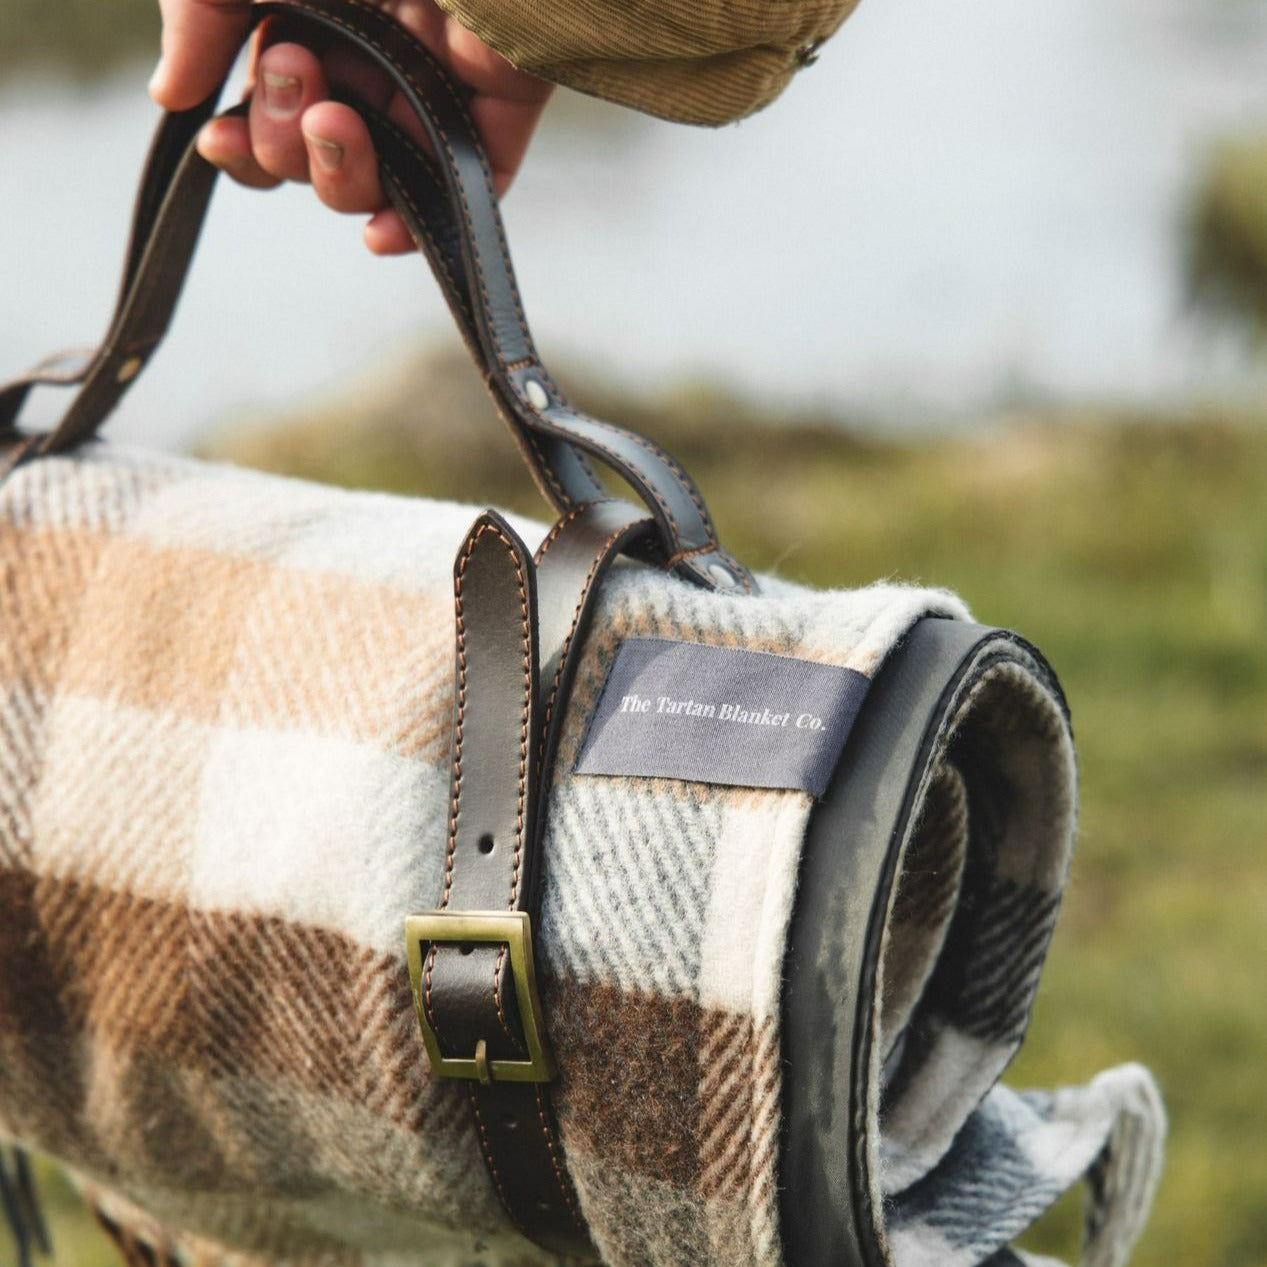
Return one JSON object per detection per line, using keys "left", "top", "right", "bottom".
{"left": 0, "top": 443, "right": 1163, "bottom": 1267}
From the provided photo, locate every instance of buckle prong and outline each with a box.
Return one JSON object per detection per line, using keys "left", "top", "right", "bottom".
{"left": 405, "top": 911, "right": 556, "bottom": 1084}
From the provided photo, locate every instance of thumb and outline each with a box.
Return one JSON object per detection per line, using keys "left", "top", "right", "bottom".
{"left": 150, "top": 0, "right": 253, "bottom": 111}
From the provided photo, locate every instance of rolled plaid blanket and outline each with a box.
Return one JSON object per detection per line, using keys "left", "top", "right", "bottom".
{"left": 0, "top": 443, "right": 1162, "bottom": 1267}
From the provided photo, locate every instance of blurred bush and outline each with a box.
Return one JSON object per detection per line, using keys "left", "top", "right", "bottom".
{"left": 1188, "top": 133, "right": 1267, "bottom": 343}
{"left": 0, "top": 0, "right": 156, "bottom": 74}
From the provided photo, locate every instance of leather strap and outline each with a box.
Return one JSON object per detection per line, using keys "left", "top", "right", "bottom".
{"left": 533, "top": 499, "right": 657, "bottom": 774}
{"left": 780, "top": 618, "right": 1068, "bottom": 1266}
{"left": 0, "top": 0, "right": 752, "bottom": 593}
{"left": 412, "top": 500, "right": 652, "bottom": 1260}
{"left": 0, "top": 97, "right": 219, "bottom": 436}
{"left": 0, "top": 436, "right": 42, "bottom": 486}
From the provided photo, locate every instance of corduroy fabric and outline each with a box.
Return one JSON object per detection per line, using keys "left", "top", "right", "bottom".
{"left": 432, "top": 0, "right": 863, "bottom": 125}
{"left": 0, "top": 444, "right": 1162, "bottom": 1266}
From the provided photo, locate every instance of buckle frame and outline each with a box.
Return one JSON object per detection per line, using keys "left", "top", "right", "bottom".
{"left": 404, "top": 910, "right": 556, "bottom": 1084}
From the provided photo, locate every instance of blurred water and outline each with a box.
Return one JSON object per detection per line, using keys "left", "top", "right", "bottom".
{"left": 2, "top": 0, "right": 1267, "bottom": 450}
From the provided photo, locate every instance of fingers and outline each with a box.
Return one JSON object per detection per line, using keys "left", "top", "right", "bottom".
{"left": 364, "top": 209, "right": 417, "bottom": 257}
{"left": 438, "top": 13, "right": 553, "bottom": 194}
{"left": 249, "top": 42, "right": 331, "bottom": 182}
{"left": 197, "top": 114, "right": 281, "bottom": 190}
{"left": 180, "top": 10, "right": 554, "bottom": 251}
{"left": 301, "top": 102, "right": 386, "bottom": 214}
{"left": 470, "top": 92, "right": 553, "bottom": 196}
{"left": 200, "top": 42, "right": 388, "bottom": 214}
{"left": 359, "top": 77, "right": 551, "bottom": 251}
{"left": 198, "top": 104, "right": 402, "bottom": 232}
{"left": 150, "top": 0, "right": 252, "bottom": 111}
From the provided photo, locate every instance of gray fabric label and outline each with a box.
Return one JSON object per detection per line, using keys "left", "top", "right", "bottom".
{"left": 575, "top": 638, "right": 870, "bottom": 797}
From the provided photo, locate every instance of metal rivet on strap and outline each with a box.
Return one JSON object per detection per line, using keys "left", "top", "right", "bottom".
{"left": 115, "top": 356, "right": 143, "bottom": 384}
{"left": 523, "top": 378, "right": 550, "bottom": 411}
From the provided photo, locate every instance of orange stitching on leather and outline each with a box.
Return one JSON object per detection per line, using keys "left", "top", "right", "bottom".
{"left": 665, "top": 542, "right": 721, "bottom": 567}
{"left": 275, "top": 0, "right": 586, "bottom": 508}
{"left": 491, "top": 518, "right": 533, "bottom": 1050}
{"left": 534, "top": 367, "right": 718, "bottom": 544}
{"left": 277, "top": 0, "right": 524, "bottom": 342}
{"left": 374, "top": 135, "right": 473, "bottom": 328}
{"left": 721, "top": 547, "right": 755, "bottom": 595}
{"left": 425, "top": 518, "right": 531, "bottom": 1053}
{"left": 380, "top": 127, "right": 578, "bottom": 513}
{"left": 56, "top": 135, "right": 207, "bottom": 448}
{"left": 381, "top": 173, "right": 473, "bottom": 330}
{"left": 534, "top": 1084, "right": 589, "bottom": 1235}
{"left": 363, "top": 128, "right": 583, "bottom": 518}
{"left": 537, "top": 369, "right": 605, "bottom": 493}
{"left": 443, "top": 524, "right": 483, "bottom": 902}
{"left": 523, "top": 430, "right": 575, "bottom": 510}
{"left": 468, "top": 1088, "right": 525, "bottom": 1235}
{"left": 587, "top": 416, "right": 720, "bottom": 541}
{"left": 533, "top": 500, "right": 599, "bottom": 565}
{"left": 534, "top": 374, "right": 680, "bottom": 534}
{"left": 536, "top": 515, "right": 638, "bottom": 772}
{"left": 546, "top": 414, "right": 681, "bottom": 539}
{"left": 422, "top": 516, "right": 481, "bottom": 1044}
{"left": 491, "top": 943, "right": 517, "bottom": 1053}
{"left": 503, "top": 524, "right": 532, "bottom": 911}
{"left": 488, "top": 192, "right": 536, "bottom": 354}
{"left": 532, "top": 404, "right": 723, "bottom": 554}
{"left": 279, "top": 0, "right": 624, "bottom": 519}
{"left": 661, "top": 543, "right": 752, "bottom": 592}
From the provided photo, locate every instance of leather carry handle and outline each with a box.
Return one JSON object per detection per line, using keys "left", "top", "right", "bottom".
{"left": 0, "top": 0, "right": 752, "bottom": 594}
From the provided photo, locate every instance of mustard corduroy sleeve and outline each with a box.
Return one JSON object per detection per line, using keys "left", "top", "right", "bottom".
{"left": 433, "top": 0, "right": 863, "bottom": 125}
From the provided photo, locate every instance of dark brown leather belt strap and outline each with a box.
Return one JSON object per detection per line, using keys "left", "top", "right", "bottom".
{"left": 406, "top": 501, "right": 654, "bottom": 1260}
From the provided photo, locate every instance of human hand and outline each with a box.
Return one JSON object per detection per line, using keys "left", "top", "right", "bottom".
{"left": 148, "top": 0, "right": 553, "bottom": 254}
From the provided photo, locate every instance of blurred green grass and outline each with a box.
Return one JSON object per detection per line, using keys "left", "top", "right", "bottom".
{"left": 23, "top": 1158, "right": 118, "bottom": 1265}
{"left": 202, "top": 355, "right": 1267, "bottom": 1267}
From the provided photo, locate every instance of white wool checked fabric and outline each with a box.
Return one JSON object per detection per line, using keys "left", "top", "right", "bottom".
{"left": 0, "top": 444, "right": 1163, "bottom": 1267}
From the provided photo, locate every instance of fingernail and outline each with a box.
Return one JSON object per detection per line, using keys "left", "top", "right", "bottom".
{"left": 305, "top": 133, "right": 344, "bottom": 173}
{"left": 261, "top": 71, "right": 301, "bottom": 116}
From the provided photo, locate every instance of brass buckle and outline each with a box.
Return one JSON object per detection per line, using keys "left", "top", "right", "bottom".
{"left": 404, "top": 911, "right": 556, "bottom": 1084}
